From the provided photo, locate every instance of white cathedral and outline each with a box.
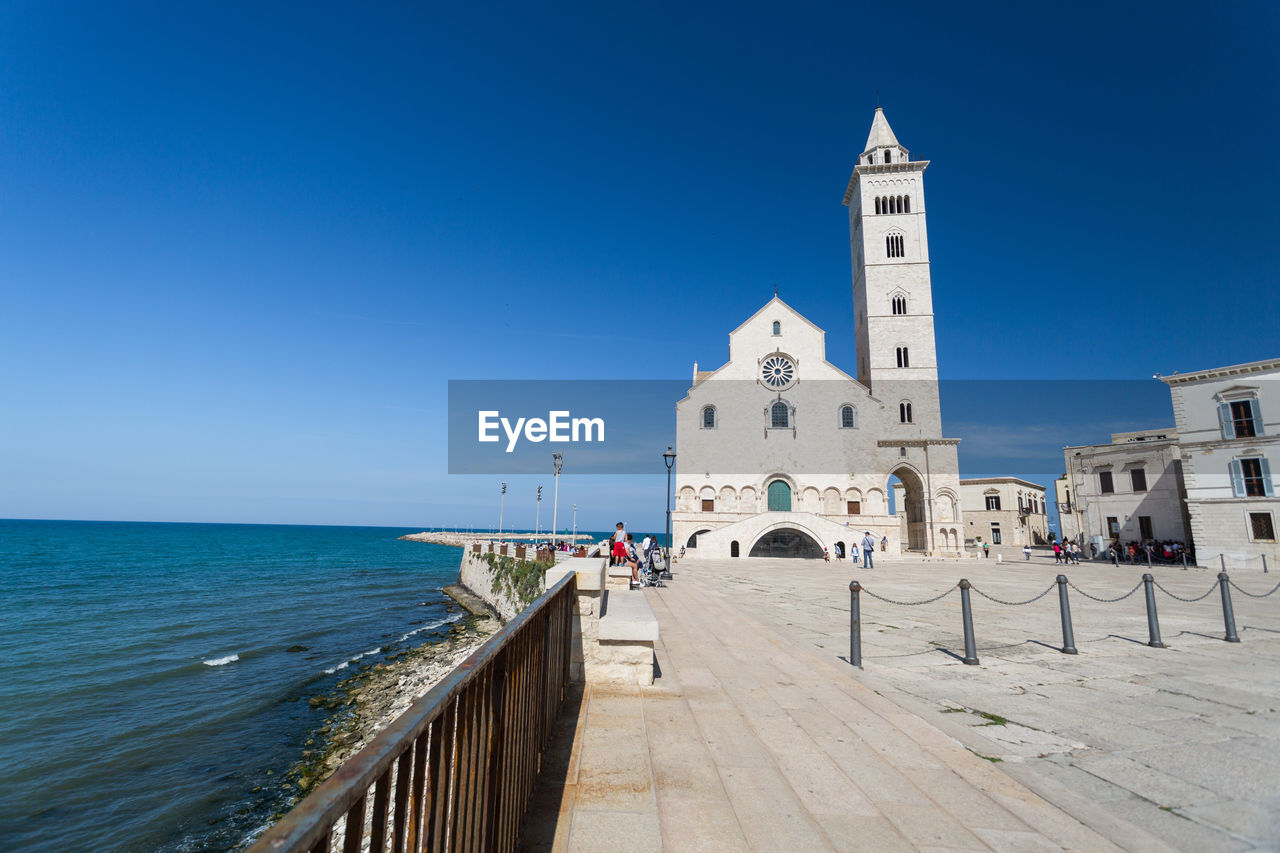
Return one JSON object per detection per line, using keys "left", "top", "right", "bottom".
{"left": 673, "top": 108, "right": 965, "bottom": 559}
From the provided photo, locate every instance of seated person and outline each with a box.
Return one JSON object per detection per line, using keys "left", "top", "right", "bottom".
{"left": 624, "top": 533, "right": 642, "bottom": 586}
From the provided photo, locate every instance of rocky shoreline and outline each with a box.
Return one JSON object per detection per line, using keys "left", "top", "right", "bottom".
{"left": 285, "top": 609, "right": 501, "bottom": 798}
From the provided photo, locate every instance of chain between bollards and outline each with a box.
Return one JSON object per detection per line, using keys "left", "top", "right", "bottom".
{"left": 1218, "top": 572, "right": 1240, "bottom": 643}
{"left": 1056, "top": 575, "right": 1078, "bottom": 654}
{"left": 958, "top": 579, "right": 979, "bottom": 665}
{"left": 848, "top": 580, "right": 862, "bottom": 668}
{"left": 1142, "top": 573, "right": 1167, "bottom": 649}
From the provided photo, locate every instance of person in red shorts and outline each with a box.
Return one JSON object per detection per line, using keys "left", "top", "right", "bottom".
{"left": 611, "top": 522, "right": 627, "bottom": 566}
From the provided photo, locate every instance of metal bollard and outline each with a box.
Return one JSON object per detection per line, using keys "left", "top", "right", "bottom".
{"left": 1182, "top": 552, "right": 1188, "bottom": 570}
{"left": 958, "top": 579, "right": 979, "bottom": 665}
{"left": 1220, "top": 554, "right": 1226, "bottom": 572}
{"left": 849, "top": 580, "right": 863, "bottom": 668}
{"left": 1264, "top": 555, "right": 1269, "bottom": 574}
{"left": 1218, "top": 572, "right": 1240, "bottom": 643}
{"left": 1142, "top": 573, "right": 1167, "bottom": 648}
{"left": 1057, "top": 575, "right": 1078, "bottom": 654}
{"left": 1146, "top": 549, "right": 1153, "bottom": 570}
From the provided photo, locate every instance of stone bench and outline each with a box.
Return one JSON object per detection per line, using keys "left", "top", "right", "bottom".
{"left": 545, "top": 558, "right": 658, "bottom": 686}
{"left": 606, "top": 563, "right": 634, "bottom": 586}
{"left": 596, "top": 588, "right": 659, "bottom": 685}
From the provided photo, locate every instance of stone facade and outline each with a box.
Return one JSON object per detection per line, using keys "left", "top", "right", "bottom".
{"left": 956, "top": 477, "right": 1049, "bottom": 547}
{"left": 1160, "top": 359, "right": 1280, "bottom": 566}
{"left": 1058, "top": 429, "right": 1189, "bottom": 553}
{"left": 672, "top": 109, "right": 964, "bottom": 559}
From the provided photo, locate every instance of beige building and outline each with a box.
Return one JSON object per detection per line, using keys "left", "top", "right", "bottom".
{"left": 1160, "top": 358, "right": 1279, "bottom": 566}
{"left": 672, "top": 109, "right": 965, "bottom": 559}
{"left": 957, "top": 477, "right": 1049, "bottom": 547}
{"left": 1058, "top": 429, "right": 1189, "bottom": 553}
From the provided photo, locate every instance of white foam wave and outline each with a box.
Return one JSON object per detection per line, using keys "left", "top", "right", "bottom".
{"left": 203, "top": 654, "right": 239, "bottom": 667}
{"left": 397, "top": 612, "right": 465, "bottom": 643}
{"left": 323, "top": 646, "right": 382, "bottom": 675}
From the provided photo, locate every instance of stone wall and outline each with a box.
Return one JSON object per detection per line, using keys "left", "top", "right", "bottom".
{"left": 456, "top": 550, "right": 527, "bottom": 622}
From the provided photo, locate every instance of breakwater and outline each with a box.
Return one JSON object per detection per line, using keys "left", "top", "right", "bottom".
{"left": 398, "top": 530, "right": 595, "bottom": 547}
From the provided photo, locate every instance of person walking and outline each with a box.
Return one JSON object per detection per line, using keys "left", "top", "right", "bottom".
{"left": 1052, "top": 542, "right": 1062, "bottom": 563}
{"left": 982, "top": 541, "right": 990, "bottom": 559}
{"left": 1023, "top": 544, "right": 1032, "bottom": 561}
{"left": 861, "top": 531, "right": 877, "bottom": 569}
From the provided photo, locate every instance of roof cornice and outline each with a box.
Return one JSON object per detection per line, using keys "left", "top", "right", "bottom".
{"left": 1158, "top": 358, "right": 1280, "bottom": 385}
{"left": 843, "top": 160, "right": 930, "bottom": 206}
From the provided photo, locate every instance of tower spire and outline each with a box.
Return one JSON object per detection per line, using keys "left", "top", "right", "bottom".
{"left": 863, "top": 107, "right": 901, "bottom": 155}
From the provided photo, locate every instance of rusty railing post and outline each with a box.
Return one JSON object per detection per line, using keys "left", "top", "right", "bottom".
{"left": 1142, "top": 573, "right": 1166, "bottom": 648}
{"left": 958, "top": 579, "right": 979, "bottom": 665}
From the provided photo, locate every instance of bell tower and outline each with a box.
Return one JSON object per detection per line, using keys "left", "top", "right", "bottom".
{"left": 843, "top": 107, "right": 942, "bottom": 436}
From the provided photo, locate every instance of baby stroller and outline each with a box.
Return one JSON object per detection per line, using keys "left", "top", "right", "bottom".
{"left": 638, "top": 540, "right": 666, "bottom": 587}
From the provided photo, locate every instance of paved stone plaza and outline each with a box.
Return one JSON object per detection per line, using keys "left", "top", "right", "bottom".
{"left": 520, "top": 554, "right": 1280, "bottom": 851}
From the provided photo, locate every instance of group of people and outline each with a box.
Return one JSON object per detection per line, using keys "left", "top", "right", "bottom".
{"left": 1048, "top": 541, "right": 1084, "bottom": 563}
{"left": 1109, "top": 540, "right": 1191, "bottom": 565}
{"left": 610, "top": 522, "right": 664, "bottom": 588}
{"left": 824, "top": 531, "right": 884, "bottom": 569}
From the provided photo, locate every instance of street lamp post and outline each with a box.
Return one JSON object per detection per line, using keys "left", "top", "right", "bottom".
{"left": 663, "top": 446, "right": 677, "bottom": 573}
{"left": 499, "top": 482, "right": 506, "bottom": 540}
{"left": 535, "top": 485, "right": 543, "bottom": 538}
{"left": 552, "top": 453, "right": 563, "bottom": 543}
{"left": 572, "top": 503, "right": 578, "bottom": 547}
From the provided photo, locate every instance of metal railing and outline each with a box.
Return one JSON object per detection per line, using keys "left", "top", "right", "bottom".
{"left": 847, "top": 572, "right": 1279, "bottom": 668}
{"left": 250, "top": 572, "right": 576, "bottom": 853}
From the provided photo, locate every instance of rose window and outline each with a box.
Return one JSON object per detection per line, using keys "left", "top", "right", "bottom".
{"left": 761, "top": 355, "right": 795, "bottom": 389}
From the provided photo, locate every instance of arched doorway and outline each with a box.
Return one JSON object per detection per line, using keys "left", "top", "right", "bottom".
{"left": 748, "top": 527, "right": 824, "bottom": 558}
{"left": 834, "top": 541, "right": 846, "bottom": 558}
{"left": 730, "top": 540, "right": 740, "bottom": 557}
{"left": 767, "top": 479, "right": 792, "bottom": 511}
{"left": 889, "top": 466, "right": 928, "bottom": 551}
{"left": 686, "top": 529, "right": 711, "bottom": 549}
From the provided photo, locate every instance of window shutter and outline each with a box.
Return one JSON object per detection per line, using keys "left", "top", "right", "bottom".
{"left": 1261, "top": 458, "right": 1275, "bottom": 497}
{"left": 1219, "top": 402, "right": 1235, "bottom": 438}
{"left": 1229, "top": 459, "right": 1245, "bottom": 497}
{"left": 1251, "top": 398, "right": 1266, "bottom": 436}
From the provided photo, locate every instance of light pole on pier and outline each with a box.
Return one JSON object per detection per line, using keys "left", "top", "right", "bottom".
{"left": 572, "top": 504, "right": 578, "bottom": 546}
{"left": 552, "top": 453, "right": 563, "bottom": 543}
{"left": 499, "top": 482, "right": 506, "bottom": 540}
{"left": 663, "top": 447, "right": 677, "bottom": 574}
{"left": 535, "top": 485, "right": 543, "bottom": 537}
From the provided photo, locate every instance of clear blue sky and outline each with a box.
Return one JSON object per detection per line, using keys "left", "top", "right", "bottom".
{"left": 1, "top": 1, "right": 1277, "bottom": 530}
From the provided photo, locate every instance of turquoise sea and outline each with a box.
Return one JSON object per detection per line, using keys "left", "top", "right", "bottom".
{"left": 0, "top": 520, "right": 473, "bottom": 852}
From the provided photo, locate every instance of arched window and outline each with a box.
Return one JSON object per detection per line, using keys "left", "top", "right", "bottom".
{"left": 771, "top": 400, "right": 790, "bottom": 428}
{"left": 874, "top": 197, "right": 881, "bottom": 215}
{"left": 897, "top": 195, "right": 904, "bottom": 213}
{"left": 904, "top": 195, "right": 911, "bottom": 213}
{"left": 772, "top": 321, "right": 781, "bottom": 336}
{"left": 896, "top": 347, "right": 909, "bottom": 368}
{"left": 886, "top": 234, "right": 904, "bottom": 258}
{"left": 892, "top": 295, "right": 907, "bottom": 315}
{"left": 840, "top": 405, "right": 855, "bottom": 428}
{"left": 899, "top": 402, "right": 913, "bottom": 423}
{"left": 702, "top": 406, "right": 716, "bottom": 429}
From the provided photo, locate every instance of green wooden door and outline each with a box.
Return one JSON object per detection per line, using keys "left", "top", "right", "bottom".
{"left": 767, "top": 480, "right": 791, "bottom": 512}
